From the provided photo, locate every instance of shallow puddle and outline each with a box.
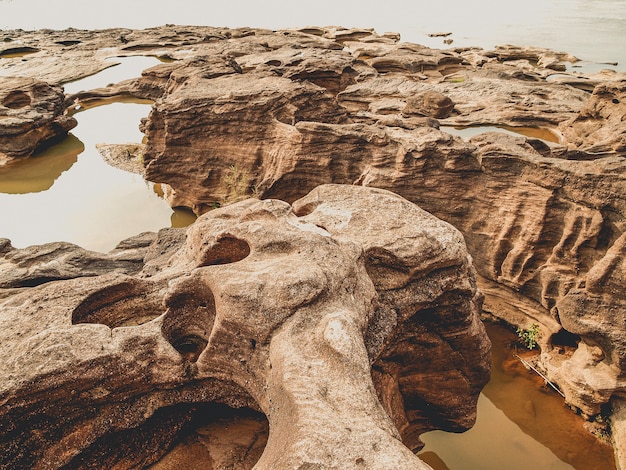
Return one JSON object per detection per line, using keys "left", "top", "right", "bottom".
{"left": 442, "top": 125, "right": 561, "bottom": 143}
{"left": 418, "top": 322, "right": 615, "bottom": 470}
{"left": 0, "top": 101, "right": 184, "bottom": 252}
{"left": 0, "top": 46, "right": 40, "bottom": 59}
{"left": 0, "top": 134, "right": 83, "bottom": 194}
{"left": 63, "top": 55, "right": 162, "bottom": 94}
{"left": 0, "top": 54, "right": 196, "bottom": 252}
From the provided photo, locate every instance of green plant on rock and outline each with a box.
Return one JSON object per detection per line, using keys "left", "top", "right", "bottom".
{"left": 517, "top": 323, "right": 540, "bottom": 350}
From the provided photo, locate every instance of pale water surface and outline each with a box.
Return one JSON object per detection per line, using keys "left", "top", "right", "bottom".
{"left": 1, "top": 0, "right": 625, "bottom": 69}
{"left": 0, "top": 98, "right": 174, "bottom": 251}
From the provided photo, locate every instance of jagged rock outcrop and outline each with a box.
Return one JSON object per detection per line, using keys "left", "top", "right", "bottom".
{"left": 0, "top": 185, "right": 490, "bottom": 469}
{"left": 560, "top": 80, "right": 626, "bottom": 154}
{"left": 0, "top": 77, "right": 77, "bottom": 165}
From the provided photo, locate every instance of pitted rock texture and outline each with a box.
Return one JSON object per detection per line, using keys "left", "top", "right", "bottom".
{"left": 0, "top": 185, "right": 490, "bottom": 469}
{"left": 0, "top": 77, "right": 77, "bottom": 164}
{"left": 104, "top": 27, "right": 621, "bottom": 423}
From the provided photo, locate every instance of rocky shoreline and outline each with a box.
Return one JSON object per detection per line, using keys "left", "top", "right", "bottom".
{"left": 1, "top": 25, "right": 625, "bottom": 468}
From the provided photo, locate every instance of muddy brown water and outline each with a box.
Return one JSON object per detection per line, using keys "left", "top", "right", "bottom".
{"left": 419, "top": 322, "right": 616, "bottom": 470}
{"left": 441, "top": 125, "right": 562, "bottom": 144}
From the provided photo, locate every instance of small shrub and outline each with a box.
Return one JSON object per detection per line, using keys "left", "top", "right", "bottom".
{"left": 517, "top": 323, "right": 540, "bottom": 350}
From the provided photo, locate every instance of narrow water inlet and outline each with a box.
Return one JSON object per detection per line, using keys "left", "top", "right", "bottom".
{"left": 419, "top": 322, "right": 616, "bottom": 470}
{"left": 441, "top": 125, "right": 561, "bottom": 143}
{"left": 0, "top": 56, "right": 195, "bottom": 252}
{"left": 0, "top": 100, "right": 181, "bottom": 252}
{"left": 62, "top": 55, "right": 164, "bottom": 94}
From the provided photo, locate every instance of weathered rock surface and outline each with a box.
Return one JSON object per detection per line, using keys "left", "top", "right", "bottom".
{"left": 0, "top": 185, "right": 490, "bottom": 469}
{"left": 2, "top": 24, "right": 625, "bottom": 464}
{"left": 94, "top": 26, "right": 621, "bottom": 428}
{"left": 560, "top": 80, "right": 626, "bottom": 154}
{"left": 0, "top": 76, "right": 77, "bottom": 165}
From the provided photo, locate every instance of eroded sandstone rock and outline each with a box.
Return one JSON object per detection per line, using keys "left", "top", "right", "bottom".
{"left": 0, "top": 76, "right": 76, "bottom": 165}
{"left": 0, "top": 185, "right": 490, "bottom": 469}
{"left": 2, "top": 24, "right": 625, "bottom": 463}
{"left": 111, "top": 27, "right": 622, "bottom": 428}
{"left": 560, "top": 80, "right": 626, "bottom": 155}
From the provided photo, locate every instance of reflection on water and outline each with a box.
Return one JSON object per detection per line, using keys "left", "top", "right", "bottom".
{"left": 418, "top": 322, "right": 615, "bottom": 470}
{"left": 0, "top": 47, "right": 40, "bottom": 59}
{"left": 0, "top": 54, "right": 198, "bottom": 252}
{"left": 0, "top": 135, "right": 83, "bottom": 193}
{"left": 442, "top": 125, "right": 561, "bottom": 143}
{"left": 0, "top": 101, "right": 181, "bottom": 252}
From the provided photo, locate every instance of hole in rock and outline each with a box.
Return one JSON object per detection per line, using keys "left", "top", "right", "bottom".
{"left": 61, "top": 402, "right": 268, "bottom": 470}
{"left": 162, "top": 282, "right": 216, "bottom": 362}
{"left": 2, "top": 90, "right": 31, "bottom": 109}
{"left": 0, "top": 46, "right": 39, "bottom": 58}
{"left": 172, "top": 335, "right": 209, "bottom": 363}
{"left": 199, "top": 236, "right": 250, "bottom": 267}
{"left": 17, "top": 276, "right": 60, "bottom": 287}
{"left": 364, "top": 247, "right": 412, "bottom": 290}
{"left": 55, "top": 40, "right": 81, "bottom": 46}
{"left": 612, "top": 98, "right": 620, "bottom": 104}
{"left": 72, "top": 279, "right": 160, "bottom": 328}
{"left": 549, "top": 328, "right": 581, "bottom": 352}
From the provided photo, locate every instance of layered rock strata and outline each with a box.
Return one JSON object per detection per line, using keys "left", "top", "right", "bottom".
{"left": 0, "top": 185, "right": 490, "bottom": 469}
{"left": 125, "top": 28, "right": 624, "bottom": 425}
{"left": 0, "top": 77, "right": 77, "bottom": 165}
{"left": 77, "top": 26, "right": 625, "bottom": 425}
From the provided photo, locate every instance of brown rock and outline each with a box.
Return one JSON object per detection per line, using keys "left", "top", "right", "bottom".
{"left": 404, "top": 90, "right": 456, "bottom": 118}
{"left": 2, "top": 24, "right": 625, "bottom": 462}
{"left": 125, "top": 28, "right": 625, "bottom": 425}
{"left": 0, "top": 185, "right": 490, "bottom": 469}
{"left": 142, "top": 71, "right": 352, "bottom": 212}
{"left": 0, "top": 77, "right": 77, "bottom": 163}
{"left": 560, "top": 80, "right": 626, "bottom": 154}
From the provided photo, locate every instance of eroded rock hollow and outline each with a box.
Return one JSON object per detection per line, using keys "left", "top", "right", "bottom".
{"left": 0, "top": 76, "right": 77, "bottom": 165}
{"left": 0, "top": 185, "right": 490, "bottom": 469}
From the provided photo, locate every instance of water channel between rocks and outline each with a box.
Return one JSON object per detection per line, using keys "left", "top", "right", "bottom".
{"left": 0, "top": 56, "right": 195, "bottom": 252}
{"left": 0, "top": 57, "right": 616, "bottom": 469}
{"left": 419, "top": 323, "right": 615, "bottom": 470}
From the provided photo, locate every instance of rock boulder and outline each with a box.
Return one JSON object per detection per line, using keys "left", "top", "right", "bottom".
{"left": 0, "top": 185, "right": 490, "bottom": 469}
{"left": 0, "top": 76, "right": 76, "bottom": 165}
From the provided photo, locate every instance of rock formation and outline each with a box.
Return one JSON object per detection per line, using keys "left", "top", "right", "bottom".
{"left": 75, "top": 25, "right": 622, "bottom": 426}
{"left": 1, "top": 24, "right": 625, "bottom": 465}
{"left": 0, "top": 185, "right": 490, "bottom": 469}
{"left": 0, "top": 77, "right": 77, "bottom": 165}
{"left": 124, "top": 27, "right": 623, "bottom": 425}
